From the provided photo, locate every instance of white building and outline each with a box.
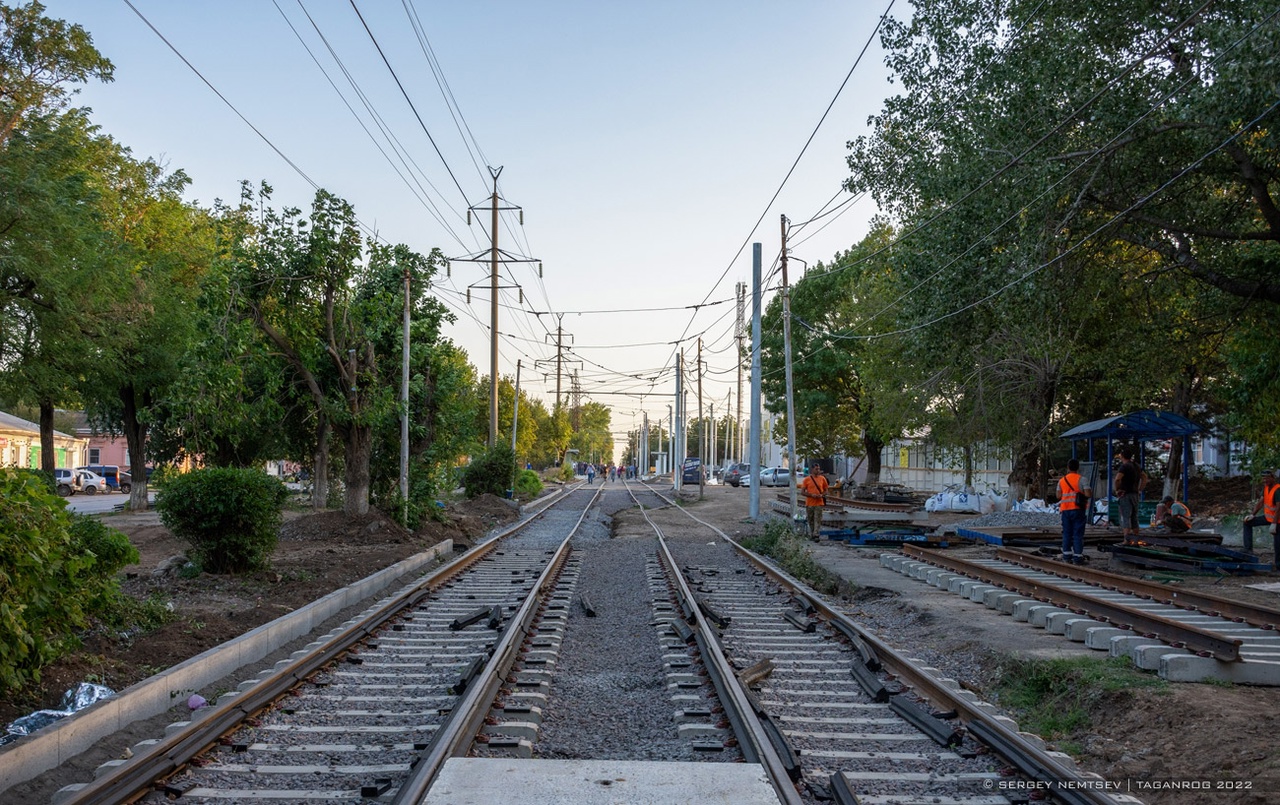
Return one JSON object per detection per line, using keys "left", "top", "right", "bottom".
{"left": 0, "top": 410, "right": 89, "bottom": 469}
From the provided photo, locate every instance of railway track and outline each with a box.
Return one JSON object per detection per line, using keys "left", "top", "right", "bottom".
{"left": 50, "top": 481, "right": 1141, "bottom": 804}
{"left": 885, "top": 545, "right": 1280, "bottom": 684}
{"left": 641, "top": 484, "right": 1137, "bottom": 805}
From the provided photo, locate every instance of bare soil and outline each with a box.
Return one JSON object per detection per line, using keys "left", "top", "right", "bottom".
{"left": 5, "top": 481, "right": 1280, "bottom": 805}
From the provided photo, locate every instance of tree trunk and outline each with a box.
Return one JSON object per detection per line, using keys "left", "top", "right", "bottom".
{"left": 963, "top": 444, "right": 974, "bottom": 490}
{"left": 343, "top": 423, "right": 372, "bottom": 516}
{"left": 862, "top": 432, "right": 884, "bottom": 485}
{"left": 39, "top": 399, "right": 55, "bottom": 471}
{"left": 311, "top": 413, "right": 330, "bottom": 510}
{"left": 121, "top": 384, "right": 150, "bottom": 512}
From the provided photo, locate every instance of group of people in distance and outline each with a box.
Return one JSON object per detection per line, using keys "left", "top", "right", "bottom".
{"left": 584, "top": 463, "right": 637, "bottom": 484}
{"left": 1058, "top": 449, "right": 1280, "bottom": 570}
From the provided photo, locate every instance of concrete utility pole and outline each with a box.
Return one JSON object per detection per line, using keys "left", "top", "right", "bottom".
{"left": 487, "top": 169, "right": 501, "bottom": 447}
{"left": 749, "top": 243, "right": 763, "bottom": 519}
{"left": 455, "top": 166, "right": 537, "bottom": 449}
{"left": 736, "top": 281, "right": 746, "bottom": 462}
{"left": 781, "top": 215, "right": 799, "bottom": 522}
{"left": 697, "top": 338, "right": 705, "bottom": 499}
{"left": 400, "top": 264, "right": 411, "bottom": 527}
{"left": 510, "top": 359, "right": 521, "bottom": 494}
{"left": 674, "top": 352, "right": 683, "bottom": 491}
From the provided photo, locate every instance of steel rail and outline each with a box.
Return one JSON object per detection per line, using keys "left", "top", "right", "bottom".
{"left": 626, "top": 483, "right": 804, "bottom": 805}
{"left": 388, "top": 483, "right": 604, "bottom": 804}
{"left": 650, "top": 487, "right": 1125, "bottom": 805}
{"left": 58, "top": 484, "right": 586, "bottom": 805}
{"left": 993, "top": 547, "right": 1280, "bottom": 629}
{"left": 904, "top": 545, "right": 1243, "bottom": 661}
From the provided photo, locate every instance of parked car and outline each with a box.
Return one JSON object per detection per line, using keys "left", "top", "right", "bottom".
{"left": 725, "top": 463, "right": 751, "bottom": 487}
{"left": 54, "top": 468, "right": 77, "bottom": 496}
{"left": 758, "top": 466, "right": 795, "bottom": 487}
{"left": 77, "top": 464, "right": 132, "bottom": 493}
{"left": 74, "top": 468, "right": 110, "bottom": 495}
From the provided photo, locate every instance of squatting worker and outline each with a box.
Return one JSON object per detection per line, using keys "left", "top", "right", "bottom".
{"left": 1113, "top": 448, "right": 1148, "bottom": 542}
{"left": 1242, "top": 469, "right": 1279, "bottom": 554}
{"left": 1057, "top": 458, "right": 1090, "bottom": 565}
{"left": 1155, "top": 496, "right": 1192, "bottom": 533}
{"left": 799, "top": 464, "right": 829, "bottom": 542}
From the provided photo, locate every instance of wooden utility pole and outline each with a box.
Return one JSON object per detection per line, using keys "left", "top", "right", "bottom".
{"left": 400, "top": 265, "right": 411, "bottom": 526}
{"left": 781, "top": 215, "right": 799, "bottom": 521}
{"left": 736, "top": 281, "right": 746, "bottom": 462}
{"left": 487, "top": 169, "right": 501, "bottom": 447}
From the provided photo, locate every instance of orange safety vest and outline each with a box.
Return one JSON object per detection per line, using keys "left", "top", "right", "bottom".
{"left": 1169, "top": 501, "right": 1192, "bottom": 527}
{"left": 1057, "top": 473, "right": 1087, "bottom": 511}
{"left": 1265, "top": 482, "right": 1280, "bottom": 524}
{"left": 800, "top": 474, "right": 828, "bottom": 507}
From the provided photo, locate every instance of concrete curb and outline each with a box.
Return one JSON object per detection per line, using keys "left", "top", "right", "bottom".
{"left": 0, "top": 540, "right": 453, "bottom": 794}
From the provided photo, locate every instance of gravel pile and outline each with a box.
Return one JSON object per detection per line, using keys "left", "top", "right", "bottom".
{"left": 936, "top": 510, "right": 1061, "bottom": 534}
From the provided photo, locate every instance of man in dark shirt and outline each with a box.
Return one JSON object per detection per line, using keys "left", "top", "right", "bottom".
{"left": 1113, "top": 448, "right": 1148, "bottom": 541}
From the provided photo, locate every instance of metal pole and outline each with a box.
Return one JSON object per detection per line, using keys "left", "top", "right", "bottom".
{"left": 698, "top": 338, "right": 705, "bottom": 498}
{"left": 675, "top": 352, "right": 683, "bottom": 491}
{"left": 736, "top": 281, "right": 745, "bottom": 462}
{"left": 488, "top": 168, "right": 501, "bottom": 448}
{"left": 781, "top": 215, "right": 799, "bottom": 522}
{"left": 749, "top": 243, "right": 763, "bottom": 520}
{"left": 400, "top": 265, "right": 410, "bottom": 527}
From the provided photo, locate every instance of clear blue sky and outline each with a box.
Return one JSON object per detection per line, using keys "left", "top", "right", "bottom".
{"left": 43, "top": 0, "right": 899, "bottom": 458}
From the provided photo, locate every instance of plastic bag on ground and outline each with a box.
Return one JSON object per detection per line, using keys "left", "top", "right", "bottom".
{"left": 0, "top": 682, "right": 114, "bottom": 746}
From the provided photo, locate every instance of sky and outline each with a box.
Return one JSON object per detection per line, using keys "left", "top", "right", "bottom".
{"left": 41, "top": 0, "right": 900, "bottom": 459}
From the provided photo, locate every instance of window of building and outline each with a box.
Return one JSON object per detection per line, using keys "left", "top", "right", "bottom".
{"left": 88, "top": 448, "right": 100, "bottom": 464}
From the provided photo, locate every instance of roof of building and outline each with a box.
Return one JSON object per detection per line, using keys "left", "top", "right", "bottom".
{"left": 0, "top": 409, "right": 79, "bottom": 440}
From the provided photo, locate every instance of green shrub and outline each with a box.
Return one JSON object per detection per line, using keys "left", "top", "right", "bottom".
{"left": 558, "top": 462, "right": 576, "bottom": 483}
{"left": 15, "top": 467, "right": 55, "bottom": 494}
{"left": 514, "top": 469, "right": 543, "bottom": 498}
{"left": 155, "top": 467, "right": 288, "bottom": 573}
{"left": 0, "top": 469, "right": 134, "bottom": 694}
{"left": 462, "top": 446, "right": 516, "bottom": 499}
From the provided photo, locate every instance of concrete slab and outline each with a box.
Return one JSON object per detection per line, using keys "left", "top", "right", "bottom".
{"left": 424, "top": 757, "right": 778, "bottom": 804}
{"left": 1134, "top": 644, "right": 1188, "bottom": 670}
{"left": 1162, "top": 655, "right": 1280, "bottom": 684}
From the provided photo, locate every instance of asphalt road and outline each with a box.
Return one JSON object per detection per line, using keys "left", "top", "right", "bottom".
{"left": 65, "top": 491, "right": 153, "bottom": 515}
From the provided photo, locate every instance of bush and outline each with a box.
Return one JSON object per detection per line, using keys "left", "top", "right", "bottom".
{"left": 0, "top": 469, "right": 134, "bottom": 694}
{"left": 739, "top": 518, "right": 853, "bottom": 597}
{"left": 155, "top": 467, "right": 288, "bottom": 573}
{"left": 558, "top": 462, "right": 576, "bottom": 483}
{"left": 514, "top": 468, "right": 543, "bottom": 498}
{"left": 462, "top": 446, "right": 516, "bottom": 499}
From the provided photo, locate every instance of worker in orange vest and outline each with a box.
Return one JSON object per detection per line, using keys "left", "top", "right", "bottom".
{"left": 798, "top": 464, "right": 829, "bottom": 543}
{"left": 1154, "top": 496, "right": 1192, "bottom": 533}
{"left": 1057, "top": 458, "right": 1090, "bottom": 564}
{"left": 1239, "top": 468, "right": 1280, "bottom": 555}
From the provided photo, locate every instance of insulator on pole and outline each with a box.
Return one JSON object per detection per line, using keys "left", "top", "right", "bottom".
{"left": 538, "top": 262, "right": 543, "bottom": 278}
{"left": 519, "top": 289, "right": 523, "bottom": 304}
{"left": 466, "top": 210, "right": 471, "bottom": 225}
{"left": 519, "top": 210, "right": 524, "bottom": 225}
{"left": 446, "top": 261, "right": 451, "bottom": 278}
{"left": 466, "top": 288, "right": 471, "bottom": 304}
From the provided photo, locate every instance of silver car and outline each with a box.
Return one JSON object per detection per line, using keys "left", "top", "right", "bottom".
{"left": 757, "top": 467, "right": 795, "bottom": 487}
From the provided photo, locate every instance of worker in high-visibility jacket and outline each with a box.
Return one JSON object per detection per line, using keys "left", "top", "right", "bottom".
{"left": 1057, "top": 458, "right": 1090, "bottom": 565}
{"left": 798, "top": 464, "right": 829, "bottom": 543}
{"left": 1242, "top": 469, "right": 1279, "bottom": 555}
{"left": 1155, "top": 496, "right": 1192, "bottom": 533}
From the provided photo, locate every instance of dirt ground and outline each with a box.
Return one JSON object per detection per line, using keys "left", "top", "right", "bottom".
{"left": 4, "top": 480, "right": 1279, "bottom": 804}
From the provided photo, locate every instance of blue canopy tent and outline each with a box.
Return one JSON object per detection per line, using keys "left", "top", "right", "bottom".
{"left": 1060, "top": 410, "right": 1203, "bottom": 515}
